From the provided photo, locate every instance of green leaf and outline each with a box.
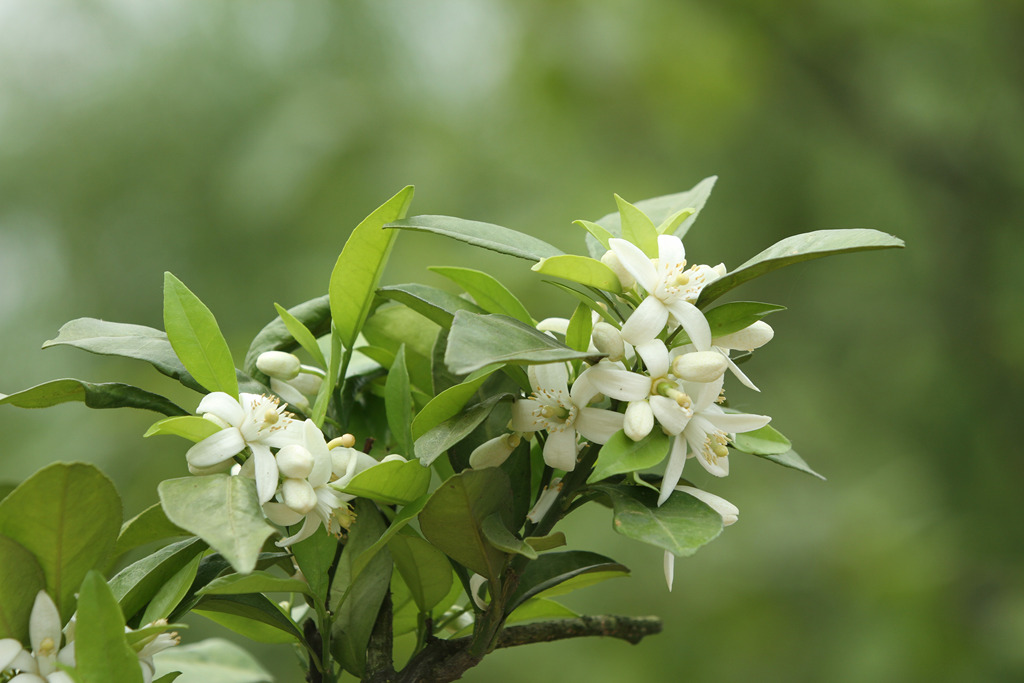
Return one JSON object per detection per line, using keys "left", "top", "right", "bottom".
{"left": 430, "top": 266, "right": 534, "bottom": 325}
{"left": 565, "top": 303, "right": 593, "bottom": 353}
{"left": 531, "top": 254, "right": 623, "bottom": 293}
{"left": 385, "top": 345, "right": 414, "bottom": 456}
{"left": 330, "top": 186, "right": 415, "bottom": 351}
{"left": 753, "top": 448, "right": 826, "bottom": 480}
{"left": 445, "top": 311, "right": 596, "bottom": 375}
{"left": 418, "top": 469, "right": 514, "bottom": 579}
{"left": 573, "top": 219, "right": 612, "bottom": 250}
{"left": 144, "top": 415, "right": 220, "bottom": 442}
{"left": 336, "top": 459, "right": 431, "bottom": 506}
{"left": 193, "top": 593, "right": 302, "bottom": 643}
{"left": 0, "top": 534, "right": 46, "bottom": 642}
{"left": 507, "top": 597, "right": 579, "bottom": 624}
{"left": 311, "top": 326, "right": 343, "bottom": 427}
{"left": 362, "top": 303, "right": 438, "bottom": 392}
{"left": 141, "top": 551, "right": 203, "bottom": 624}
{"left": 615, "top": 194, "right": 659, "bottom": 257}
{"left": 391, "top": 567, "right": 461, "bottom": 637}
{"left": 198, "top": 570, "right": 312, "bottom": 598}
{"left": 706, "top": 302, "right": 786, "bottom": 339}
{"left": 291, "top": 526, "right": 337, "bottom": 608}
{"left": 0, "top": 462, "right": 122, "bottom": 617}
{"left": 378, "top": 283, "right": 485, "bottom": 327}
{"left": 109, "top": 537, "right": 207, "bottom": 621}
{"left": 591, "top": 484, "right": 723, "bottom": 556}
{"left": 543, "top": 281, "right": 620, "bottom": 326}
{"left": 656, "top": 207, "right": 696, "bottom": 235}
{"left": 413, "top": 393, "right": 510, "bottom": 467}
{"left": 153, "top": 673, "right": 183, "bottom": 683}
{"left": 411, "top": 367, "right": 497, "bottom": 440}
{"left": 589, "top": 430, "right": 671, "bottom": 483}
{"left": 163, "top": 272, "right": 238, "bottom": 396}
{"left": 151, "top": 638, "right": 272, "bottom": 683}
{"left": 732, "top": 423, "right": 792, "bottom": 456}
{"left": 697, "top": 228, "right": 906, "bottom": 306}
{"left": 506, "top": 550, "right": 630, "bottom": 614}
{"left": 243, "top": 295, "right": 331, "bottom": 377}
{"left": 76, "top": 571, "right": 145, "bottom": 683}
{"left": 481, "top": 512, "right": 537, "bottom": 560}
{"left": 273, "top": 303, "right": 327, "bottom": 368}
{"left": 386, "top": 215, "right": 563, "bottom": 261}
{"left": 0, "top": 379, "right": 188, "bottom": 416}
{"left": 388, "top": 532, "right": 454, "bottom": 612}
{"left": 330, "top": 499, "right": 393, "bottom": 677}
{"left": 524, "top": 532, "right": 567, "bottom": 552}
{"left": 115, "top": 504, "right": 188, "bottom": 557}
{"left": 158, "top": 476, "right": 275, "bottom": 574}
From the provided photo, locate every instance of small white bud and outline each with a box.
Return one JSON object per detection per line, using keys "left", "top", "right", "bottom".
{"left": 591, "top": 322, "right": 625, "bottom": 361}
{"left": 623, "top": 401, "right": 654, "bottom": 441}
{"left": 714, "top": 321, "right": 774, "bottom": 351}
{"left": 601, "top": 250, "right": 636, "bottom": 289}
{"left": 257, "top": 351, "right": 302, "bottom": 380}
{"left": 281, "top": 478, "right": 317, "bottom": 515}
{"left": 675, "top": 485, "right": 738, "bottom": 526}
{"left": 276, "top": 444, "right": 315, "bottom": 479}
{"left": 672, "top": 351, "right": 729, "bottom": 383}
{"left": 469, "top": 433, "right": 520, "bottom": 469}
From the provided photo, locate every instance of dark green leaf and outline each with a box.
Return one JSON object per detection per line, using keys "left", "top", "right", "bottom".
{"left": 413, "top": 393, "right": 510, "bottom": 466}
{"left": 378, "top": 283, "right": 485, "bottom": 327}
{"left": 411, "top": 367, "right": 497, "bottom": 440}
{"left": 109, "top": 537, "right": 207, "bottom": 621}
{"left": 430, "top": 266, "right": 534, "bottom": 324}
{"left": 589, "top": 430, "right": 671, "bottom": 483}
{"left": 697, "top": 228, "right": 906, "bottom": 306}
{"left": 481, "top": 512, "right": 537, "bottom": 560}
{"left": 385, "top": 345, "right": 414, "bottom": 456}
{"left": 386, "top": 215, "right": 563, "bottom": 261}
{"left": 0, "top": 534, "right": 45, "bottom": 642}
{"left": 542, "top": 281, "right": 620, "bottom": 326}
{"left": 362, "top": 303, "right": 438, "bottom": 392}
{"left": 194, "top": 593, "right": 302, "bottom": 643}
{"left": 388, "top": 531, "right": 454, "bottom": 612}
{"left": 198, "top": 570, "right": 312, "bottom": 598}
{"left": 591, "top": 484, "right": 723, "bottom": 556}
{"left": 291, "top": 526, "right": 337, "bottom": 608}
{"left": 753, "top": 448, "right": 826, "bottom": 480}
{"left": 0, "top": 379, "right": 187, "bottom": 416}
{"left": 506, "top": 550, "right": 629, "bottom": 614}
{"left": 140, "top": 552, "right": 203, "bottom": 624}
{"left": 524, "top": 532, "right": 567, "bottom": 552}
{"left": 76, "top": 570, "right": 144, "bottom": 683}
{"left": 163, "top": 272, "right": 238, "bottom": 396}
{"left": 0, "top": 463, "right": 121, "bottom": 617}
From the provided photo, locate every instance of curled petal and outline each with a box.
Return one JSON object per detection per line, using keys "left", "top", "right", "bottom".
{"left": 536, "top": 317, "right": 570, "bottom": 335}
{"left": 665, "top": 299, "right": 711, "bottom": 351}
{"left": 620, "top": 296, "right": 669, "bottom": 346}
{"left": 575, "top": 407, "right": 625, "bottom": 444}
{"left": 583, "top": 362, "right": 649, "bottom": 402}
{"left": 608, "top": 238, "right": 658, "bottom": 292}
{"left": 263, "top": 502, "right": 305, "bottom": 526}
{"left": 705, "top": 409, "right": 771, "bottom": 435}
{"left": 720, "top": 351, "right": 760, "bottom": 392}
{"left": 185, "top": 428, "right": 245, "bottom": 468}
{"left": 250, "top": 444, "right": 280, "bottom": 505}
{"left": 275, "top": 514, "right": 319, "bottom": 547}
{"left": 676, "top": 485, "right": 739, "bottom": 526}
{"left": 569, "top": 367, "right": 602, "bottom": 407}
{"left": 635, "top": 339, "right": 669, "bottom": 379}
{"left": 658, "top": 436, "right": 688, "bottom": 506}
{"left": 543, "top": 429, "right": 578, "bottom": 471}
{"left": 196, "top": 392, "right": 245, "bottom": 427}
{"left": 303, "top": 420, "right": 333, "bottom": 488}
{"left": 649, "top": 395, "right": 691, "bottom": 435}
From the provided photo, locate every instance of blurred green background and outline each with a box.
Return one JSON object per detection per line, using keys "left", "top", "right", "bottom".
{"left": 2, "top": 0, "right": 1022, "bottom": 680}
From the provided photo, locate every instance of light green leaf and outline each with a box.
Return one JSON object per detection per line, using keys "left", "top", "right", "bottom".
{"left": 656, "top": 207, "right": 696, "bottom": 235}
{"left": 193, "top": 593, "right": 302, "bottom": 643}
{"left": 705, "top": 301, "right": 786, "bottom": 339}
{"left": 141, "top": 552, "right": 203, "bottom": 624}
{"left": 311, "top": 326, "right": 343, "bottom": 427}
{"left": 163, "top": 272, "right": 238, "bottom": 396}
{"left": 243, "top": 295, "right": 330, "bottom": 377}
{"left": 506, "top": 550, "right": 629, "bottom": 614}
{"left": 152, "top": 638, "right": 272, "bottom": 683}
{"left": 615, "top": 194, "right": 659, "bottom": 257}
{"left": 336, "top": 459, "right": 431, "bottom": 506}
{"left": 418, "top": 469, "right": 514, "bottom": 579}
{"left": 198, "top": 570, "right": 312, "bottom": 599}
{"left": 388, "top": 532, "right": 454, "bottom": 612}
{"left": 0, "top": 379, "right": 187, "bottom": 417}
{"left": 565, "top": 303, "right": 593, "bottom": 353}
{"left": 158, "top": 476, "right": 275, "bottom": 574}
{"left": 430, "top": 266, "right": 534, "bottom": 325}
{"left": 144, "top": 415, "right": 220, "bottom": 442}
{"left": 481, "top": 512, "right": 537, "bottom": 560}
{"left": 573, "top": 220, "right": 612, "bottom": 250}
{"left": 76, "top": 571, "right": 144, "bottom": 683}
{"left": 0, "top": 462, "right": 121, "bottom": 617}
{"left": 378, "top": 283, "right": 485, "bottom": 327}
{"left": 507, "top": 597, "right": 579, "bottom": 624}
{"left": 732, "top": 423, "right": 792, "bottom": 456}
{"left": 0, "top": 534, "right": 46, "bottom": 642}
{"left": 115, "top": 503, "right": 188, "bottom": 557}
{"left": 291, "top": 526, "right": 336, "bottom": 608}
{"left": 273, "top": 303, "right": 327, "bottom": 368}
{"left": 385, "top": 345, "right": 414, "bottom": 456}
{"left": 532, "top": 254, "right": 623, "bottom": 293}
{"left": 109, "top": 537, "right": 207, "bottom": 621}
{"left": 753, "top": 448, "right": 826, "bottom": 480}
{"left": 445, "top": 311, "right": 596, "bottom": 375}
{"left": 411, "top": 366, "right": 497, "bottom": 440}
{"left": 386, "top": 215, "right": 563, "bottom": 261}
{"left": 589, "top": 430, "right": 671, "bottom": 483}
{"left": 152, "top": 672, "right": 183, "bottom": 683}
{"left": 413, "top": 393, "right": 510, "bottom": 466}
{"left": 591, "top": 484, "right": 723, "bottom": 556}
{"left": 330, "top": 186, "right": 415, "bottom": 350}
{"left": 697, "top": 228, "right": 906, "bottom": 306}
{"left": 524, "top": 532, "right": 567, "bottom": 553}
{"left": 362, "top": 303, "right": 438, "bottom": 392}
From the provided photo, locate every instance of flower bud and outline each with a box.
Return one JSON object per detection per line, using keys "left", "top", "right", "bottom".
{"left": 330, "top": 447, "right": 379, "bottom": 486}
{"left": 623, "top": 401, "right": 654, "bottom": 441}
{"left": 276, "top": 444, "right": 315, "bottom": 479}
{"left": 257, "top": 351, "right": 302, "bottom": 380}
{"left": 290, "top": 371, "right": 323, "bottom": 396}
{"left": 591, "top": 322, "right": 625, "bottom": 361}
{"left": 601, "top": 250, "right": 636, "bottom": 289}
{"left": 281, "top": 478, "right": 317, "bottom": 515}
{"left": 672, "top": 351, "right": 728, "bottom": 383}
{"left": 469, "top": 433, "right": 520, "bottom": 469}
{"left": 675, "top": 485, "right": 738, "bottom": 525}
{"left": 714, "top": 321, "right": 774, "bottom": 351}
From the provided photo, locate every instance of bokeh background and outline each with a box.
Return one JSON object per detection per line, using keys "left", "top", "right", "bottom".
{"left": 2, "top": 0, "right": 1022, "bottom": 680}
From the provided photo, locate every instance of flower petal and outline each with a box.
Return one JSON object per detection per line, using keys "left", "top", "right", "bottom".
{"left": 665, "top": 299, "right": 711, "bottom": 351}
{"left": 536, "top": 317, "right": 570, "bottom": 335}
{"left": 686, "top": 428, "right": 729, "bottom": 477}
{"left": 582, "top": 362, "right": 649, "bottom": 402}
{"left": 185, "top": 428, "right": 245, "bottom": 468}
{"left": 676, "top": 485, "right": 738, "bottom": 526}
{"left": 635, "top": 339, "right": 669, "bottom": 379}
{"left": 509, "top": 399, "right": 544, "bottom": 432}
{"left": 263, "top": 502, "right": 305, "bottom": 526}
{"left": 303, "top": 421, "right": 332, "bottom": 487}
{"left": 663, "top": 551, "right": 675, "bottom": 592}
{"left": 620, "top": 296, "right": 669, "bottom": 346}
{"left": 649, "top": 395, "right": 691, "bottom": 435}
{"left": 656, "top": 234, "right": 686, "bottom": 268}
{"left": 609, "top": 238, "right": 657, "bottom": 292}
{"left": 658, "top": 436, "right": 687, "bottom": 506}
{"left": 543, "top": 429, "right": 578, "bottom": 471}
{"left": 196, "top": 392, "right": 245, "bottom": 427}
{"left": 0, "top": 639, "right": 26, "bottom": 670}
{"left": 569, "top": 366, "right": 601, "bottom": 407}
{"left": 687, "top": 375, "right": 725, "bottom": 413}
{"left": 275, "top": 514, "right": 319, "bottom": 547}
{"left": 575, "top": 407, "right": 625, "bottom": 444}
{"left": 29, "top": 591, "right": 61, "bottom": 655}
{"left": 530, "top": 361, "right": 569, "bottom": 395}
{"left": 706, "top": 410, "right": 771, "bottom": 434}
{"left": 721, "top": 351, "right": 760, "bottom": 392}
{"left": 251, "top": 443, "right": 280, "bottom": 505}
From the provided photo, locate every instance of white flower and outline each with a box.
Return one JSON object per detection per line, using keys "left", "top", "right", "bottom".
{"left": 1, "top": 591, "right": 76, "bottom": 683}
{"left": 710, "top": 320, "right": 775, "bottom": 391}
{"left": 132, "top": 620, "right": 180, "bottom": 683}
{"left": 664, "top": 487, "right": 739, "bottom": 591}
{"left": 509, "top": 363, "right": 623, "bottom": 471}
{"left": 608, "top": 235, "right": 718, "bottom": 348}
{"left": 469, "top": 433, "right": 521, "bottom": 469}
{"left": 600, "top": 249, "right": 636, "bottom": 289}
{"left": 185, "top": 392, "right": 303, "bottom": 504}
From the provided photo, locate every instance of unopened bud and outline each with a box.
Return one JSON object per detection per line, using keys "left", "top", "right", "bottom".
{"left": 623, "top": 401, "right": 654, "bottom": 441}
{"left": 714, "top": 321, "right": 774, "bottom": 351}
{"left": 591, "top": 322, "right": 625, "bottom": 361}
{"left": 672, "top": 351, "right": 729, "bottom": 383}
{"left": 276, "top": 444, "right": 315, "bottom": 479}
{"left": 256, "top": 351, "right": 302, "bottom": 380}
{"left": 281, "top": 478, "right": 317, "bottom": 515}
{"left": 601, "top": 250, "right": 636, "bottom": 289}
{"left": 469, "top": 433, "right": 520, "bottom": 469}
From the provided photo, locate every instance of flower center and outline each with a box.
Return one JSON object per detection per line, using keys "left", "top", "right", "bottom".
{"left": 39, "top": 637, "right": 57, "bottom": 657}
{"left": 701, "top": 430, "right": 730, "bottom": 466}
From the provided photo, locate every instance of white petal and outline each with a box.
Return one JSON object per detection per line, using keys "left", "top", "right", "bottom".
{"left": 676, "top": 486, "right": 739, "bottom": 526}
{"left": 649, "top": 395, "right": 690, "bottom": 435}
{"left": 270, "top": 378, "right": 310, "bottom": 414}
{"left": 530, "top": 361, "right": 569, "bottom": 394}
{"left": 262, "top": 419, "right": 305, "bottom": 449}
{"left": 304, "top": 421, "right": 332, "bottom": 487}
{"left": 714, "top": 321, "right": 774, "bottom": 351}
{"left": 46, "top": 671, "right": 76, "bottom": 683}
{"left": 722, "top": 351, "right": 760, "bottom": 392}
{"left": 656, "top": 234, "right": 686, "bottom": 268}
{"left": 663, "top": 551, "right": 675, "bottom": 592}
{"left": 275, "top": 514, "right": 319, "bottom": 547}
{"left": 185, "top": 428, "right": 245, "bottom": 468}
{"left": 706, "top": 411, "right": 771, "bottom": 434}
{"left": 620, "top": 296, "right": 669, "bottom": 346}
{"left": 582, "top": 363, "right": 650, "bottom": 402}
{"left": 686, "top": 429, "right": 729, "bottom": 477}
{"left": 635, "top": 339, "right": 669, "bottom": 379}
{"left": 509, "top": 399, "right": 544, "bottom": 432}
{"left": 10, "top": 674, "right": 48, "bottom": 683}
{"left": 575, "top": 407, "right": 624, "bottom": 444}
{"left": 263, "top": 502, "right": 305, "bottom": 526}
{"left": 665, "top": 299, "right": 711, "bottom": 351}
{"left": 688, "top": 375, "right": 725, "bottom": 413}
{"left": 196, "top": 392, "right": 244, "bottom": 427}
{"left": 536, "top": 317, "right": 570, "bottom": 335}
{"left": 251, "top": 444, "right": 280, "bottom": 504}
{"left": 658, "top": 437, "right": 687, "bottom": 506}
{"left": 609, "top": 238, "right": 657, "bottom": 292}
{"left": 0, "top": 639, "right": 25, "bottom": 670}
{"left": 29, "top": 591, "right": 61, "bottom": 655}
{"left": 543, "top": 429, "right": 578, "bottom": 471}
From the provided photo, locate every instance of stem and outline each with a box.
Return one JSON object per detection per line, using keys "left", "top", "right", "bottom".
{"left": 364, "top": 591, "right": 396, "bottom": 683}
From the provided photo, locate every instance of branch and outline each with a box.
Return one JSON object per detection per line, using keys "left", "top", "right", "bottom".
{"left": 494, "top": 615, "right": 663, "bottom": 648}
{"left": 364, "top": 590, "right": 396, "bottom": 683}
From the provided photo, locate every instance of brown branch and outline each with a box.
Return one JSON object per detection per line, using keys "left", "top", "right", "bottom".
{"left": 364, "top": 590, "right": 396, "bottom": 683}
